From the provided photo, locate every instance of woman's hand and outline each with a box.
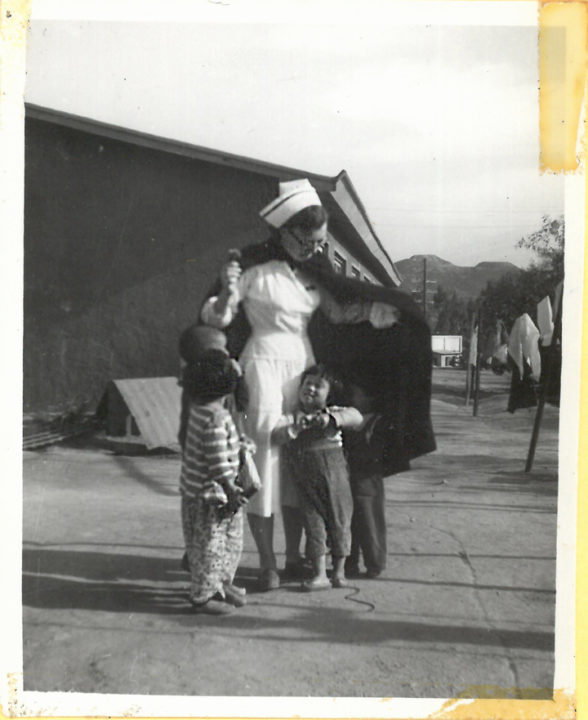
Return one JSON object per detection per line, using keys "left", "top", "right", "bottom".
{"left": 220, "top": 260, "right": 242, "bottom": 294}
{"left": 212, "top": 259, "right": 241, "bottom": 319}
{"left": 369, "top": 302, "right": 400, "bottom": 328}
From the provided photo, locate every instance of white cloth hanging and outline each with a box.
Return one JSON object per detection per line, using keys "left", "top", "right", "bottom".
{"left": 468, "top": 324, "right": 478, "bottom": 367}
{"left": 536, "top": 296, "right": 554, "bottom": 346}
{"left": 507, "top": 313, "right": 541, "bottom": 381}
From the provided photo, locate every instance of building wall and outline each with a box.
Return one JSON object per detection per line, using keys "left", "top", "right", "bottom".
{"left": 25, "top": 119, "right": 277, "bottom": 412}
{"left": 24, "top": 119, "right": 377, "bottom": 413}
{"left": 321, "top": 237, "right": 376, "bottom": 282}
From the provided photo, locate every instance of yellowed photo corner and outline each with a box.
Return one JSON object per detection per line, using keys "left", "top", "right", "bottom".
{"left": 1, "top": 0, "right": 585, "bottom": 719}
{"left": 539, "top": 1, "right": 587, "bottom": 172}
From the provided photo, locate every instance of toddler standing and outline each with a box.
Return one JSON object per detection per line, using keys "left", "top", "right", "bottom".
{"left": 272, "top": 365, "right": 362, "bottom": 590}
{"left": 343, "top": 373, "right": 391, "bottom": 579}
{"left": 180, "top": 349, "right": 248, "bottom": 614}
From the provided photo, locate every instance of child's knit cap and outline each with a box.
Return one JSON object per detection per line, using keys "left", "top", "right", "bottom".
{"left": 179, "top": 324, "right": 227, "bottom": 363}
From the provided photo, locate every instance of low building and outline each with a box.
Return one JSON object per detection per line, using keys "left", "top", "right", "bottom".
{"left": 431, "top": 335, "right": 463, "bottom": 367}
{"left": 24, "top": 104, "right": 400, "bottom": 414}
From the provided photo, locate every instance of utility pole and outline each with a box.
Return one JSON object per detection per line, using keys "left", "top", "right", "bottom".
{"left": 525, "top": 289, "right": 563, "bottom": 472}
{"left": 472, "top": 304, "right": 483, "bottom": 417}
{"left": 422, "top": 257, "right": 427, "bottom": 318}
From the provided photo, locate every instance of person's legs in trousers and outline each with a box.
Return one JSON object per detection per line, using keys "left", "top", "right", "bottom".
{"left": 357, "top": 475, "right": 387, "bottom": 577}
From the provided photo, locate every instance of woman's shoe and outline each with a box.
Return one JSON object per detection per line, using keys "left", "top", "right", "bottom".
{"left": 190, "top": 598, "right": 235, "bottom": 615}
{"left": 282, "top": 559, "right": 307, "bottom": 580}
{"left": 258, "top": 568, "right": 280, "bottom": 592}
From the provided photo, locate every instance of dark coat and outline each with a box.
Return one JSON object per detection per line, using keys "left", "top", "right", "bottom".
{"left": 202, "top": 237, "right": 436, "bottom": 475}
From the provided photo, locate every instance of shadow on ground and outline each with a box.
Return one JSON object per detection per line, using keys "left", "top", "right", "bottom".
{"left": 22, "top": 546, "right": 554, "bottom": 654}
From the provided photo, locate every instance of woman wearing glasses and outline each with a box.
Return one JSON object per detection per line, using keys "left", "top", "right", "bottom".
{"left": 201, "top": 179, "right": 434, "bottom": 591}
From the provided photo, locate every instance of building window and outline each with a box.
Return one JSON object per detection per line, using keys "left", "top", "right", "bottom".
{"left": 333, "top": 251, "right": 347, "bottom": 275}
{"left": 364, "top": 275, "right": 372, "bottom": 283}
{"left": 351, "top": 266, "right": 361, "bottom": 279}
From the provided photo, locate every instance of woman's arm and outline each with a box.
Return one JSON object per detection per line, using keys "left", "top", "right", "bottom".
{"left": 318, "top": 286, "right": 371, "bottom": 324}
{"left": 201, "top": 260, "right": 244, "bottom": 328}
{"left": 318, "top": 287, "right": 400, "bottom": 328}
{"left": 328, "top": 406, "right": 364, "bottom": 430}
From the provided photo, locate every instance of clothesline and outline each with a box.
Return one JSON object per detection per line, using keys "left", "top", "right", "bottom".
{"left": 467, "top": 280, "right": 563, "bottom": 380}
{"left": 463, "top": 281, "right": 563, "bottom": 471}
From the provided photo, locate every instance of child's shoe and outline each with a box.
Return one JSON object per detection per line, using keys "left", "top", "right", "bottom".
{"left": 226, "top": 583, "right": 246, "bottom": 596}
{"left": 222, "top": 586, "right": 247, "bottom": 607}
{"left": 189, "top": 598, "right": 234, "bottom": 615}
{"left": 301, "top": 577, "right": 331, "bottom": 592}
{"left": 331, "top": 576, "right": 349, "bottom": 589}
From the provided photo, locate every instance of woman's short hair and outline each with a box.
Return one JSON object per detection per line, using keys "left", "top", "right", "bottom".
{"left": 182, "top": 349, "right": 239, "bottom": 402}
{"left": 284, "top": 205, "right": 328, "bottom": 233}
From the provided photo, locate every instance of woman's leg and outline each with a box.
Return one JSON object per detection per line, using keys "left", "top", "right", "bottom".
{"left": 247, "top": 512, "right": 277, "bottom": 570}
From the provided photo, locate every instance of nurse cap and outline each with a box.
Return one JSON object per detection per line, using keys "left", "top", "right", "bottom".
{"left": 259, "top": 179, "right": 322, "bottom": 228}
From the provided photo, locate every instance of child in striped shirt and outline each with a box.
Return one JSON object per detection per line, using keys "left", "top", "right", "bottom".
{"left": 180, "top": 349, "right": 248, "bottom": 614}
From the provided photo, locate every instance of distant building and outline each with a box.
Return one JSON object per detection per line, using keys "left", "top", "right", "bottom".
{"left": 431, "top": 335, "right": 463, "bottom": 367}
{"left": 24, "top": 104, "right": 400, "bottom": 413}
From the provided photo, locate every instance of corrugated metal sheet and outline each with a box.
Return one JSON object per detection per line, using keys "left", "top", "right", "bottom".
{"left": 111, "top": 377, "right": 182, "bottom": 450}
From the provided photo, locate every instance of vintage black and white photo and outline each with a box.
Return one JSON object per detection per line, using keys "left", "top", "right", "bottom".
{"left": 2, "top": 0, "right": 583, "bottom": 716}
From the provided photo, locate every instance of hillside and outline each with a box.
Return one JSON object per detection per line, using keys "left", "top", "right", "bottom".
{"left": 395, "top": 254, "right": 521, "bottom": 299}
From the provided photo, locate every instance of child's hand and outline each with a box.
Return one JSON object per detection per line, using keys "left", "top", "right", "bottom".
{"left": 225, "top": 486, "right": 248, "bottom": 515}
{"left": 310, "top": 411, "right": 331, "bottom": 430}
{"left": 226, "top": 481, "right": 248, "bottom": 505}
{"left": 294, "top": 411, "right": 312, "bottom": 431}
{"left": 239, "top": 435, "right": 256, "bottom": 455}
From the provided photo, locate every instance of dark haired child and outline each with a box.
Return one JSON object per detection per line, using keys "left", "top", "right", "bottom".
{"left": 178, "top": 324, "right": 230, "bottom": 451}
{"left": 343, "top": 373, "right": 391, "bottom": 579}
{"left": 180, "top": 349, "right": 249, "bottom": 614}
{"left": 177, "top": 325, "right": 229, "bottom": 573}
{"left": 272, "top": 364, "right": 363, "bottom": 590}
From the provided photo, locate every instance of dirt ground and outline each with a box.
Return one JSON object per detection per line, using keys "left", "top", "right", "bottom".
{"left": 22, "top": 368, "right": 559, "bottom": 699}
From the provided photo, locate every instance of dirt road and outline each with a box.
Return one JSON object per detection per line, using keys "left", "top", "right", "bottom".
{"left": 22, "top": 369, "right": 558, "bottom": 698}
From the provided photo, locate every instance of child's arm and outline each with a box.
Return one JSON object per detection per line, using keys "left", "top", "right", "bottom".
{"left": 270, "top": 413, "right": 300, "bottom": 446}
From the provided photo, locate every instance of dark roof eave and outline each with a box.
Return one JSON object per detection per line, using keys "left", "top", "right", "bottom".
{"left": 331, "top": 171, "right": 401, "bottom": 286}
{"left": 25, "top": 103, "right": 340, "bottom": 192}
{"left": 25, "top": 103, "right": 400, "bottom": 285}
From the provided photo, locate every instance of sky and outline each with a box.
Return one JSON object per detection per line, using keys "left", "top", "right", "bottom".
{"left": 25, "top": 5, "right": 566, "bottom": 267}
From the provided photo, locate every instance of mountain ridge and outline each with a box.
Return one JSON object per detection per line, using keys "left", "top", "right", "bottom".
{"left": 395, "top": 254, "right": 521, "bottom": 299}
